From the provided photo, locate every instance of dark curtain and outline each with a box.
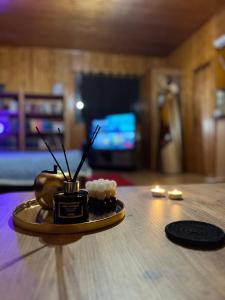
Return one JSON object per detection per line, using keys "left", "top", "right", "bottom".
{"left": 78, "top": 73, "right": 139, "bottom": 130}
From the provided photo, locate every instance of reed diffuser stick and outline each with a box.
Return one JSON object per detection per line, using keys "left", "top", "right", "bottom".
{"left": 36, "top": 126, "right": 68, "bottom": 181}
{"left": 72, "top": 125, "right": 100, "bottom": 182}
{"left": 58, "top": 128, "right": 72, "bottom": 181}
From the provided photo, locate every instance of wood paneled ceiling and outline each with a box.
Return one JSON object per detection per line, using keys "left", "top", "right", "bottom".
{"left": 0, "top": 0, "right": 224, "bottom": 56}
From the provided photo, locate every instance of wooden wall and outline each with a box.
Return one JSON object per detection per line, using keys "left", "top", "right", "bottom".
{"left": 167, "top": 7, "right": 225, "bottom": 176}
{"left": 1, "top": 6, "right": 224, "bottom": 174}
{"left": 0, "top": 47, "right": 164, "bottom": 149}
{"left": 215, "top": 48, "right": 225, "bottom": 89}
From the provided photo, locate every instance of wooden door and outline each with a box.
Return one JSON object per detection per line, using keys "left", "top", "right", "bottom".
{"left": 192, "top": 63, "right": 215, "bottom": 176}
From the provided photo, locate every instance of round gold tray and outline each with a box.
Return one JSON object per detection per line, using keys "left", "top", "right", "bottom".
{"left": 13, "top": 199, "right": 125, "bottom": 234}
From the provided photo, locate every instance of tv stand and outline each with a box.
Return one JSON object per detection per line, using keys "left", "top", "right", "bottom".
{"left": 88, "top": 149, "right": 138, "bottom": 170}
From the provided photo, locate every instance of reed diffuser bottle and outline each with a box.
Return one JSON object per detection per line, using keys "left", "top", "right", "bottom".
{"left": 54, "top": 180, "right": 89, "bottom": 224}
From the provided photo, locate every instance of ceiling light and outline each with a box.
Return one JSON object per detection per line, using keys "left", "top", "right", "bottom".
{"left": 76, "top": 100, "right": 84, "bottom": 110}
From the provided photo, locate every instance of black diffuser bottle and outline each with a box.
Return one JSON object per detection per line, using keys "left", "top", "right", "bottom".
{"left": 54, "top": 180, "right": 89, "bottom": 224}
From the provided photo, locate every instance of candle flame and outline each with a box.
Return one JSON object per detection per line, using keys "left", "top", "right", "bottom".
{"left": 170, "top": 189, "right": 182, "bottom": 194}
{"left": 152, "top": 185, "right": 165, "bottom": 193}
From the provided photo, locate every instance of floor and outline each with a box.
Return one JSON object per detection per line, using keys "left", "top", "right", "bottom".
{"left": 93, "top": 169, "right": 207, "bottom": 186}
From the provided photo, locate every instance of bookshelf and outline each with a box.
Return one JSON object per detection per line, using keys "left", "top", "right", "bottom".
{"left": 0, "top": 92, "right": 65, "bottom": 151}
{"left": 0, "top": 93, "right": 20, "bottom": 151}
{"left": 24, "top": 94, "right": 64, "bottom": 150}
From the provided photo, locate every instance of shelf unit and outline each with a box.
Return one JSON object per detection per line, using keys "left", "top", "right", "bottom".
{"left": 0, "top": 93, "right": 20, "bottom": 151}
{"left": 0, "top": 92, "right": 65, "bottom": 151}
{"left": 24, "top": 93, "right": 64, "bottom": 151}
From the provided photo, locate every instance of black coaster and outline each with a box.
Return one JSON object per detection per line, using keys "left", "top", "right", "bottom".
{"left": 165, "top": 221, "right": 225, "bottom": 249}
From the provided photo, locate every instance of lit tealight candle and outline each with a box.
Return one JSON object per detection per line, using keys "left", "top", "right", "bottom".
{"left": 168, "top": 189, "right": 183, "bottom": 200}
{"left": 151, "top": 185, "right": 166, "bottom": 197}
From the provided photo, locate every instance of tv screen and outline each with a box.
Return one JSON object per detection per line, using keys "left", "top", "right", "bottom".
{"left": 90, "top": 113, "right": 136, "bottom": 150}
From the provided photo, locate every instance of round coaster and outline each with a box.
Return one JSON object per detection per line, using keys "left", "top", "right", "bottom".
{"left": 165, "top": 221, "right": 225, "bottom": 249}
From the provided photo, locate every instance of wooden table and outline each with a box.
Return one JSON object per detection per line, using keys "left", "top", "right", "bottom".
{"left": 0, "top": 184, "right": 225, "bottom": 300}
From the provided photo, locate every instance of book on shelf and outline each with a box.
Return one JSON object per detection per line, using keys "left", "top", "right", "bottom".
{"left": 0, "top": 99, "right": 18, "bottom": 113}
{"left": 26, "top": 119, "right": 64, "bottom": 134}
{"left": 0, "top": 136, "right": 18, "bottom": 149}
{"left": 25, "top": 100, "right": 63, "bottom": 115}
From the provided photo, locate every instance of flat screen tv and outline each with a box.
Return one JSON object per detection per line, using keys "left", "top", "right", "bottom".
{"left": 90, "top": 113, "right": 136, "bottom": 151}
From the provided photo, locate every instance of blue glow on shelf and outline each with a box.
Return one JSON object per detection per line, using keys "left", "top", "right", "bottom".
{"left": 0, "top": 122, "right": 5, "bottom": 134}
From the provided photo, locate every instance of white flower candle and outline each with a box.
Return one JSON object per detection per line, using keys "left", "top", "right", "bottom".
{"left": 85, "top": 179, "right": 117, "bottom": 200}
{"left": 151, "top": 185, "right": 166, "bottom": 197}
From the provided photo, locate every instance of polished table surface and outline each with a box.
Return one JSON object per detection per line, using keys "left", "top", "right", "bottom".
{"left": 0, "top": 184, "right": 225, "bottom": 300}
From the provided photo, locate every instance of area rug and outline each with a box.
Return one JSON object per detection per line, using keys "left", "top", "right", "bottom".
{"left": 87, "top": 172, "right": 134, "bottom": 186}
